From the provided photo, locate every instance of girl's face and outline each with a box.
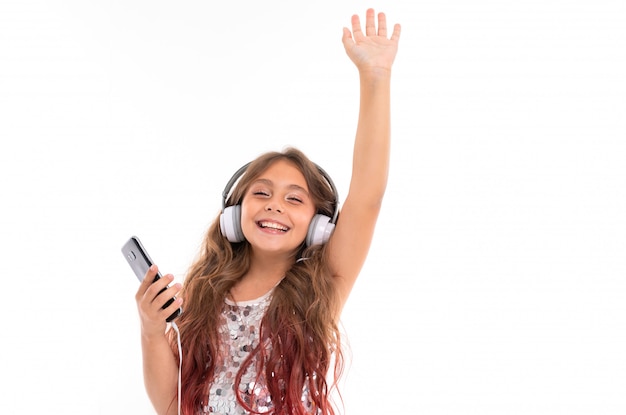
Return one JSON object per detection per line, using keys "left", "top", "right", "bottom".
{"left": 240, "top": 160, "right": 317, "bottom": 256}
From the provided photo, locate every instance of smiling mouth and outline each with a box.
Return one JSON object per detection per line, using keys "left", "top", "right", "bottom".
{"left": 257, "top": 221, "right": 290, "bottom": 232}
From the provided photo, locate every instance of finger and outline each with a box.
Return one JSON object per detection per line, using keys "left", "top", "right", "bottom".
{"left": 341, "top": 26, "right": 353, "bottom": 47}
{"left": 377, "top": 12, "right": 387, "bottom": 38}
{"left": 390, "top": 23, "right": 402, "bottom": 43}
{"left": 161, "top": 295, "right": 183, "bottom": 319}
{"left": 136, "top": 265, "right": 159, "bottom": 298}
{"left": 145, "top": 273, "right": 174, "bottom": 304}
{"left": 155, "top": 282, "right": 182, "bottom": 309}
{"left": 350, "top": 14, "right": 362, "bottom": 39}
{"left": 365, "top": 8, "right": 376, "bottom": 36}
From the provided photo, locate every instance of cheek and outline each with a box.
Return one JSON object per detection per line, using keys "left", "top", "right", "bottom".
{"left": 239, "top": 200, "right": 256, "bottom": 224}
{"left": 295, "top": 210, "right": 316, "bottom": 230}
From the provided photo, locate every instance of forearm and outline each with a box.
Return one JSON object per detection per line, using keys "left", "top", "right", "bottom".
{"left": 350, "top": 70, "right": 392, "bottom": 205}
{"left": 141, "top": 332, "right": 180, "bottom": 415}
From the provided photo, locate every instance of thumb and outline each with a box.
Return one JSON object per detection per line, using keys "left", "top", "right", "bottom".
{"left": 341, "top": 27, "right": 353, "bottom": 48}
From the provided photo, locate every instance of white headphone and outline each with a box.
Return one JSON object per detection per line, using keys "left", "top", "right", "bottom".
{"left": 219, "top": 162, "right": 339, "bottom": 246}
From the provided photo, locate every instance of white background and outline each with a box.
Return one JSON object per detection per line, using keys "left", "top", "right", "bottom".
{"left": 1, "top": 1, "right": 625, "bottom": 414}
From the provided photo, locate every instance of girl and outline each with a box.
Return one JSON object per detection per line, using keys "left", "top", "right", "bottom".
{"left": 135, "top": 8, "right": 401, "bottom": 415}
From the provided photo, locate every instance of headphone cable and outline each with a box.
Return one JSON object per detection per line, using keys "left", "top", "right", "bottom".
{"left": 171, "top": 321, "right": 182, "bottom": 415}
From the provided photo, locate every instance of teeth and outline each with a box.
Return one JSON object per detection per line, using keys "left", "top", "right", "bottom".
{"left": 259, "top": 221, "right": 288, "bottom": 231}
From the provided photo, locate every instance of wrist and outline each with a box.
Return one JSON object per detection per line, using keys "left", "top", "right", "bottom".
{"left": 358, "top": 68, "right": 392, "bottom": 90}
{"left": 141, "top": 327, "right": 169, "bottom": 343}
{"left": 358, "top": 67, "right": 392, "bottom": 82}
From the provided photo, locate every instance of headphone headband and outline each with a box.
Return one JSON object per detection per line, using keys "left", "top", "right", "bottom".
{"left": 221, "top": 162, "right": 251, "bottom": 211}
{"left": 221, "top": 161, "right": 339, "bottom": 224}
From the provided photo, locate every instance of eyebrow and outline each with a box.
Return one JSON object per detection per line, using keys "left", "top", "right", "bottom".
{"left": 251, "top": 178, "right": 310, "bottom": 195}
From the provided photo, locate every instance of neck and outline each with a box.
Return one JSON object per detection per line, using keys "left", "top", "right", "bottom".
{"left": 246, "top": 250, "right": 294, "bottom": 283}
{"left": 229, "top": 250, "right": 295, "bottom": 302}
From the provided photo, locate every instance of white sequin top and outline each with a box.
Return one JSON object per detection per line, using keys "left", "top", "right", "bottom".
{"left": 201, "top": 289, "right": 318, "bottom": 415}
{"left": 201, "top": 289, "right": 272, "bottom": 414}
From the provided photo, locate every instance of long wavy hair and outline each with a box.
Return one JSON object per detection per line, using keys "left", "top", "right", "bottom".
{"left": 170, "top": 148, "right": 344, "bottom": 414}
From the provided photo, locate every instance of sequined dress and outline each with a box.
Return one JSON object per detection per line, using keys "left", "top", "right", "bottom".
{"left": 201, "top": 289, "right": 317, "bottom": 414}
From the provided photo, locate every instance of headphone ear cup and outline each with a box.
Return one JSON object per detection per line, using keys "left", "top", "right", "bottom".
{"left": 220, "top": 205, "right": 245, "bottom": 243}
{"left": 306, "top": 214, "right": 335, "bottom": 246}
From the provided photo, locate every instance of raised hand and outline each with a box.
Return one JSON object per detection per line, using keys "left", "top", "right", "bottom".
{"left": 342, "top": 8, "right": 401, "bottom": 75}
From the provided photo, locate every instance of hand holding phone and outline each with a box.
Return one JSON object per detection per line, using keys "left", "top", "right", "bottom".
{"left": 122, "top": 236, "right": 182, "bottom": 322}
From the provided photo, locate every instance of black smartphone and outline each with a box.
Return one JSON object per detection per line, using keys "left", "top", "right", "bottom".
{"left": 121, "top": 236, "right": 182, "bottom": 322}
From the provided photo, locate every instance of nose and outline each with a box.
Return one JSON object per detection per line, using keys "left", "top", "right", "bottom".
{"left": 265, "top": 199, "right": 283, "bottom": 213}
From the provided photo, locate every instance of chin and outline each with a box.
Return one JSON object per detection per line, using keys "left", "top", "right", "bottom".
{"left": 249, "top": 238, "right": 303, "bottom": 256}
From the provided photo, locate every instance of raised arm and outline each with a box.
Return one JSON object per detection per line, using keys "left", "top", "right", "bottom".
{"left": 327, "top": 9, "right": 401, "bottom": 306}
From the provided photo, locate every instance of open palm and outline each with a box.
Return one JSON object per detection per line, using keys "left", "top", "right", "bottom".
{"left": 342, "top": 9, "right": 401, "bottom": 73}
